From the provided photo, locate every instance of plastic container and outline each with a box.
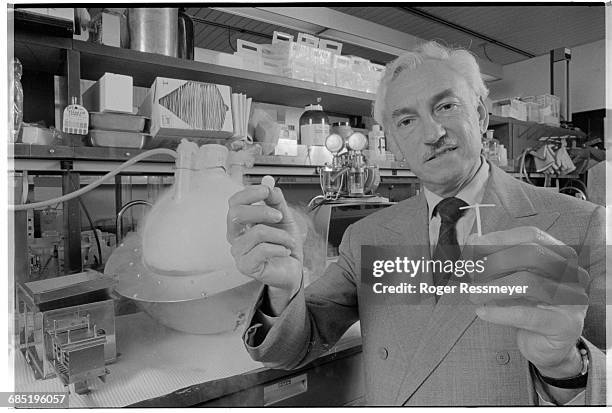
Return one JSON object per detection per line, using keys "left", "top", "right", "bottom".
{"left": 334, "top": 55, "right": 353, "bottom": 89}
{"left": 313, "top": 39, "right": 342, "bottom": 86}
{"left": 235, "top": 39, "right": 262, "bottom": 72}
{"left": 89, "top": 129, "right": 151, "bottom": 148}
{"left": 89, "top": 112, "right": 147, "bottom": 132}
{"left": 282, "top": 33, "right": 319, "bottom": 82}
{"left": 491, "top": 98, "right": 527, "bottom": 121}
{"left": 299, "top": 102, "right": 330, "bottom": 146}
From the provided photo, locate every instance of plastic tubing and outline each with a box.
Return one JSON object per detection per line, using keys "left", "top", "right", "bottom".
{"left": 9, "top": 148, "right": 178, "bottom": 211}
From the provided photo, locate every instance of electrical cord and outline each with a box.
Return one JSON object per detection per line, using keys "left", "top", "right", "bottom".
{"left": 228, "top": 28, "right": 236, "bottom": 52}
{"left": 482, "top": 43, "right": 494, "bottom": 63}
{"left": 9, "top": 148, "right": 178, "bottom": 211}
{"left": 70, "top": 174, "right": 103, "bottom": 269}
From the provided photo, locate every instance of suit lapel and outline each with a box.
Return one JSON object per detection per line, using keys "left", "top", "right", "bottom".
{"left": 380, "top": 191, "right": 430, "bottom": 242}
{"left": 378, "top": 194, "right": 437, "bottom": 364}
{"left": 393, "top": 165, "right": 560, "bottom": 405}
{"left": 480, "top": 165, "right": 560, "bottom": 234}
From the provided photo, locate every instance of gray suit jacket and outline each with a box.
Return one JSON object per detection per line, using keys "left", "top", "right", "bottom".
{"left": 243, "top": 164, "right": 606, "bottom": 406}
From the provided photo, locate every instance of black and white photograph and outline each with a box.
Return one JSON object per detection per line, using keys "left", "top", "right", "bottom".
{"left": 4, "top": 2, "right": 609, "bottom": 408}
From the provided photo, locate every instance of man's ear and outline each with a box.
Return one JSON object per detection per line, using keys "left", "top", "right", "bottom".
{"left": 477, "top": 97, "right": 489, "bottom": 134}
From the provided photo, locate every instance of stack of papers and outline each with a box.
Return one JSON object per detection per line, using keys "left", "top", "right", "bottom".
{"left": 231, "top": 93, "right": 252, "bottom": 140}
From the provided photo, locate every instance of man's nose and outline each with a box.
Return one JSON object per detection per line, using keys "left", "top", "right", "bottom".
{"left": 422, "top": 115, "right": 446, "bottom": 144}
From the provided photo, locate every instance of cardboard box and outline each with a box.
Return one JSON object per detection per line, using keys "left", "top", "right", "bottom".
{"left": 138, "top": 77, "right": 234, "bottom": 139}
{"left": 82, "top": 73, "right": 133, "bottom": 113}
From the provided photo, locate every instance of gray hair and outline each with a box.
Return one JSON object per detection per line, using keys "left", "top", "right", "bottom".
{"left": 373, "top": 41, "right": 489, "bottom": 126}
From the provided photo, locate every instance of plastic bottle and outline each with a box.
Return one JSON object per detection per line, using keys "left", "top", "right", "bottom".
{"left": 498, "top": 144, "right": 508, "bottom": 168}
{"left": 299, "top": 100, "right": 330, "bottom": 146}
{"left": 368, "top": 124, "right": 385, "bottom": 158}
{"left": 10, "top": 59, "right": 24, "bottom": 143}
{"left": 488, "top": 138, "right": 501, "bottom": 166}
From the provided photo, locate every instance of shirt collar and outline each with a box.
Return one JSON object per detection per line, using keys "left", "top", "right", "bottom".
{"left": 424, "top": 157, "right": 490, "bottom": 220}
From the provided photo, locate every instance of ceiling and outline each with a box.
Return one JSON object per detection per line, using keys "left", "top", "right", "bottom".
{"left": 186, "top": 7, "right": 396, "bottom": 64}
{"left": 185, "top": 5, "right": 605, "bottom": 66}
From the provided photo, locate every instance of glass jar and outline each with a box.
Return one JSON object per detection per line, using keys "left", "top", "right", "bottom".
{"left": 299, "top": 103, "right": 330, "bottom": 146}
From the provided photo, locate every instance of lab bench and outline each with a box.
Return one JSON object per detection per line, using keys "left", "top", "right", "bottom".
{"left": 14, "top": 311, "right": 364, "bottom": 407}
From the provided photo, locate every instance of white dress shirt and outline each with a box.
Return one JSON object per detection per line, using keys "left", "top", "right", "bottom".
{"left": 424, "top": 157, "right": 490, "bottom": 253}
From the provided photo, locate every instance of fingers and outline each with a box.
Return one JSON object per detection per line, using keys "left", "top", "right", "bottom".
{"left": 231, "top": 224, "right": 298, "bottom": 258}
{"left": 227, "top": 186, "right": 283, "bottom": 241}
{"left": 234, "top": 242, "right": 291, "bottom": 277}
{"left": 229, "top": 204, "right": 283, "bottom": 226}
{"left": 471, "top": 244, "right": 571, "bottom": 283}
{"left": 228, "top": 185, "right": 272, "bottom": 207}
{"left": 475, "top": 303, "right": 586, "bottom": 336}
{"left": 466, "top": 226, "right": 577, "bottom": 259}
{"left": 468, "top": 271, "right": 589, "bottom": 306}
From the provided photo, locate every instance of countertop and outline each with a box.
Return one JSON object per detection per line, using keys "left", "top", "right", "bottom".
{"left": 14, "top": 311, "right": 362, "bottom": 407}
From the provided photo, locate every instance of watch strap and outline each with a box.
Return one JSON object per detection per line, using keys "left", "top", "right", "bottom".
{"left": 532, "top": 339, "right": 589, "bottom": 389}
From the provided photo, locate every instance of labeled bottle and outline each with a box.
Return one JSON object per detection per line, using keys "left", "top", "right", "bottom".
{"left": 299, "top": 100, "right": 330, "bottom": 146}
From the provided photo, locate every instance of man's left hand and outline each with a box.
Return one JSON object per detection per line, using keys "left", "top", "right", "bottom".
{"left": 466, "top": 226, "right": 587, "bottom": 380}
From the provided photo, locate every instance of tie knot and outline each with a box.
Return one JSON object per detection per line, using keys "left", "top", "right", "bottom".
{"left": 434, "top": 197, "right": 468, "bottom": 224}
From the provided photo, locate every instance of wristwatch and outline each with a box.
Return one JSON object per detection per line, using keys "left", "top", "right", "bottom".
{"left": 532, "top": 339, "right": 589, "bottom": 389}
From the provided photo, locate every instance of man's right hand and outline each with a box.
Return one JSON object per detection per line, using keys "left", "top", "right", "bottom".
{"left": 227, "top": 184, "right": 303, "bottom": 315}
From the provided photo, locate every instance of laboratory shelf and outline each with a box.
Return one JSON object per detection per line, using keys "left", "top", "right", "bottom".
{"left": 13, "top": 30, "right": 376, "bottom": 117}
{"left": 8, "top": 143, "right": 416, "bottom": 178}
{"left": 488, "top": 115, "right": 586, "bottom": 139}
{"left": 73, "top": 40, "right": 376, "bottom": 116}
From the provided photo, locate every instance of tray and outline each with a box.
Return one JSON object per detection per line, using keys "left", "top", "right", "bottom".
{"left": 89, "top": 112, "right": 147, "bottom": 132}
{"left": 89, "top": 129, "right": 152, "bottom": 149}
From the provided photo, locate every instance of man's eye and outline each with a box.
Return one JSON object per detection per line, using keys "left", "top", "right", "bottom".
{"left": 397, "top": 118, "right": 415, "bottom": 127}
{"left": 438, "top": 103, "right": 459, "bottom": 112}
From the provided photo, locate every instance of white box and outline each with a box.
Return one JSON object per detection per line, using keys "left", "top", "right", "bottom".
{"left": 138, "top": 77, "right": 234, "bottom": 140}
{"left": 82, "top": 73, "right": 133, "bottom": 113}
{"left": 90, "top": 12, "right": 121, "bottom": 47}
{"left": 194, "top": 47, "right": 219, "bottom": 64}
{"left": 217, "top": 53, "right": 244, "bottom": 69}
{"left": 275, "top": 138, "right": 298, "bottom": 156}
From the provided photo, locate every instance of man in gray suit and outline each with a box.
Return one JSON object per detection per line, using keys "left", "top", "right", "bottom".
{"left": 226, "top": 41, "right": 605, "bottom": 406}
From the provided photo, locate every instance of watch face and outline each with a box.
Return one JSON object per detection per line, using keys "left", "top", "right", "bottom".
{"left": 347, "top": 132, "right": 367, "bottom": 151}
{"left": 325, "top": 133, "right": 344, "bottom": 153}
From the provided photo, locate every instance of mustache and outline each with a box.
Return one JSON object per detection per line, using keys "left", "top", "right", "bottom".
{"left": 423, "top": 136, "right": 458, "bottom": 161}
